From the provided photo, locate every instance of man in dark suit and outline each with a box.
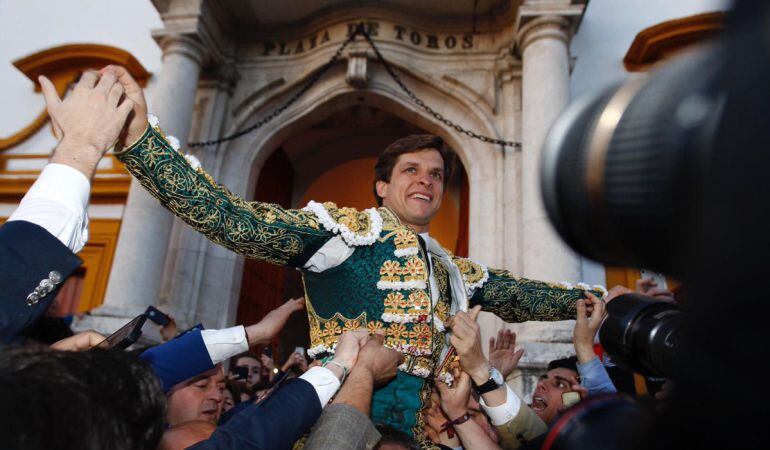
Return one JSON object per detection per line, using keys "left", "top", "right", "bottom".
{"left": 1, "top": 69, "right": 134, "bottom": 342}
{"left": 190, "top": 333, "right": 402, "bottom": 450}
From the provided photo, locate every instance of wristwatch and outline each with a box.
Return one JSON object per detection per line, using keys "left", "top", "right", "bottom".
{"left": 472, "top": 367, "right": 504, "bottom": 395}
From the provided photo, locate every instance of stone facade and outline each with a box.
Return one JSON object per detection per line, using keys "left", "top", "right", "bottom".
{"left": 73, "top": 0, "right": 593, "bottom": 401}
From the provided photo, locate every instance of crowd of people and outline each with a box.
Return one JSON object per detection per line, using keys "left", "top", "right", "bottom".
{"left": 0, "top": 66, "right": 677, "bottom": 450}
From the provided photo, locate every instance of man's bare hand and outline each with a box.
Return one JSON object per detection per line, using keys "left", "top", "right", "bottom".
{"left": 488, "top": 329, "right": 524, "bottom": 380}
{"left": 40, "top": 71, "right": 134, "bottom": 179}
{"left": 50, "top": 330, "right": 106, "bottom": 352}
{"left": 574, "top": 292, "right": 607, "bottom": 364}
{"left": 245, "top": 297, "right": 305, "bottom": 346}
{"left": 436, "top": 368, "right": 472, "bottom": 419}
{"left": 281, "top": 351, "right": 307, "bottom": 372}
{"left": 332, "top": 329, "right": 369, "bottom": 370}
{"left": 353, "top": 333, "right": 403, "bottom": 387}
{"left": 260, "top": 353, "right": 275, "bottom": 373}
{"left": 635, "top": 278, "right": 675, "bottom": 302}
{"left": 448, "top": 305, "right": 489, "bottom": 385}
{"left": 101, "top": 65, "right": 148, "bottom": 148}
{"left": 159, "top": 316, "right": 178, "bottom": 342}
{"left": 605, "top": 285, "right": 634, "bottom": 303}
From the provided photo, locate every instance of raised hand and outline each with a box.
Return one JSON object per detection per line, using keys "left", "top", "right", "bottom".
{"left": 488, "top": 329, "right": 524, "bottom": 380}
{"left": 100, "top": 65, "right": 148, "bottom": 148}
{"left": 447, "top": 305, "right": 489, "bottom": 384}
{"left": 436, "top": 368, "right": 472, "bottom": 420}
{"left": 50, "top": 330, "right": 106, "bottom": 352}
{"left": 245, "top": 297, "right": 305, "bottom": 346}
{"left": 573, "top": 292, "right": 606, "bottom": 363}
{"left": 353, "top": 333, "right": 404, "bottom": 387}
{"left": 331, "top": 329, "right": 369, "bottom": 370}
{"left": 40, "top": 70, "right": 134, "bottom": 179}
{"left": 159, "top": 315, "right": 178, "bottom": 342}
{"left": 635, "top": 278, "right": 675, "bottom": 302}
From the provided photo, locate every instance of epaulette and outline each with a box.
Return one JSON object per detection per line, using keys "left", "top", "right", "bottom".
{"left": 302, "top": 201, "right": 383, "bottom": 246}
{"left": 452, "top": 256, "right": 490, "bottom": 297}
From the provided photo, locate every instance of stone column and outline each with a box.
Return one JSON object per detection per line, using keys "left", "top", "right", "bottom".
{"left": 93, "top": 34, "right": 207, "bottom": 327}
{"left": 519, "top": 16, "right": 581, "bottom": 283}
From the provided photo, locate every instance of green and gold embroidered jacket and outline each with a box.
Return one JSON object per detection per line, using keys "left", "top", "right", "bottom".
{"left": 116, "top": 119, "right": 605, "bottom": 438}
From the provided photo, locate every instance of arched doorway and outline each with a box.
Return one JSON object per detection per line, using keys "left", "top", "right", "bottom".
{"left": 235, "top": 104, "right": 469, "bottom": 356}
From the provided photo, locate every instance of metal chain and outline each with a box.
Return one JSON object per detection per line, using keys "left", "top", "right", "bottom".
{"left": 189, "top": 23, "right": 520, "bottom": 149}
{"left": 189, "top": 29, "right": 357, "bottom": 147}
{"left": 359, "top": 27, "right": 520, "bottom": 149}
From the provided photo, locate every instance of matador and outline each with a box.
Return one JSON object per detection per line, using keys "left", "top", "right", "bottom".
{"left": 116, "top": 114, "right": 604, "bottom": 441}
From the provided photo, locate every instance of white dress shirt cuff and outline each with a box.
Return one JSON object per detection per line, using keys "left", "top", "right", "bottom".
{"left": 479, "top": 384, "right": 522, "bottom": 426}
{"left": 8, "top": 163, "right": 91, "bottom": 253}
{"left": 200, "top": 326, "right": 249, "bottom": 364}
{"left": 300, "top": 366, "right": 342, "bottom": 408}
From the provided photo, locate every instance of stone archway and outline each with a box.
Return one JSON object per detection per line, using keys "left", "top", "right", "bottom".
{"left": 234, "top": 104, "right": 471, "bottom": 358}
{"left": 193, "top": 62, "right": 507, "bottom": 330}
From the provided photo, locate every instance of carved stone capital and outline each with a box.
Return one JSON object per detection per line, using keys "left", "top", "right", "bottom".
{"left": 157, "top": 33, "right": 208, "bottom": 67}
{"left": 215, "top": 61, "right": 240, "bottom": 93}
{"left": 516, "top": 15, "right": 572, "bottom": 54}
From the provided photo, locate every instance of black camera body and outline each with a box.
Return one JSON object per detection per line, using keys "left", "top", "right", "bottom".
{"left": 599, "top": 294, "right": 683, "bottom": 378}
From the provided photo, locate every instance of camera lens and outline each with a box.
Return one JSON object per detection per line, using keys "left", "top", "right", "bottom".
{"left": 540, "top": 45, "right": 725, "bottom": 274}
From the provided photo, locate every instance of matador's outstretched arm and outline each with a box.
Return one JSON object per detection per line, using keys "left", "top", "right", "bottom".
{"left": 453, "top": 257, "right": 606, "bottom": 322}
{"left": 115, "top": 118, "right": 335, "bottom": 267}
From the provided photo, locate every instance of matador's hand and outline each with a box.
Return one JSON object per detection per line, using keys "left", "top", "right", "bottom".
{"left": 101, "top": 65, "right": 148, "bottom": 148}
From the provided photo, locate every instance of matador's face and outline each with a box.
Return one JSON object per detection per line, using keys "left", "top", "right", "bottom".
{"left": 376, "top": 148, "right": 445, "bottom": 233}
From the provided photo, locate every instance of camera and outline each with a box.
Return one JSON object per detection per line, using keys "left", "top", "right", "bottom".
{"left": 598, "top": 294, "right": 682, "bottom": 378}
{"left": 538, "top": 1, "right": 770, "bottom": 447}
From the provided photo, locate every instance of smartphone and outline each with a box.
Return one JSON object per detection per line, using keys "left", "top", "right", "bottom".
{"left": 145, "top": 305, "right": 171, "bottom": 326}
{"left": 640, "top": 269, "right": 668, "bottom": 290}
{"left": 562, "top": 391, "right": 581, "bottom": 409}
{"left": 232, "top": 366, "right": 249, "bottom": 380}
{"left": 294, "top": 346, "right": 305, "bottom": 356}
{"left": 97, "top": 314, "right": 147, "bottom": 350}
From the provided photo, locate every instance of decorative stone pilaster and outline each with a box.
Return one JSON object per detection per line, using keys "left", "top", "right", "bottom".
{"left": 510, "top": 6, "right": 586, "bottom": 401}
{"left": 346, "top": 51, "right": 368, "bottom": 88}
{"left": 74, "top": 34, "right": 208, "bottom": 336}
{"left": 518, "top": 15, "right": 582, "bottom": 283}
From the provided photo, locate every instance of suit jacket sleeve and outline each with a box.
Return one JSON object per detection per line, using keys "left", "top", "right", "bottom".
{"left": 453, "top": 256, "right": 605, "bottom": 322}
{"left": 494, "top": 404, "right": 549, "bottom": 450}
{"left": 115, "top": 123, "right": 336, "bottom": 268}
{"left": 190, "top": 378, "right": 322, "bottom": 450}
{"left": 303, "top": 403, "right": 382, "bottom": 450}
{"left": 0, "top": 220, "right": 82, "bottom": 342}
{"left": 139, "top": 329, "right": 214, "bottom": 392}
